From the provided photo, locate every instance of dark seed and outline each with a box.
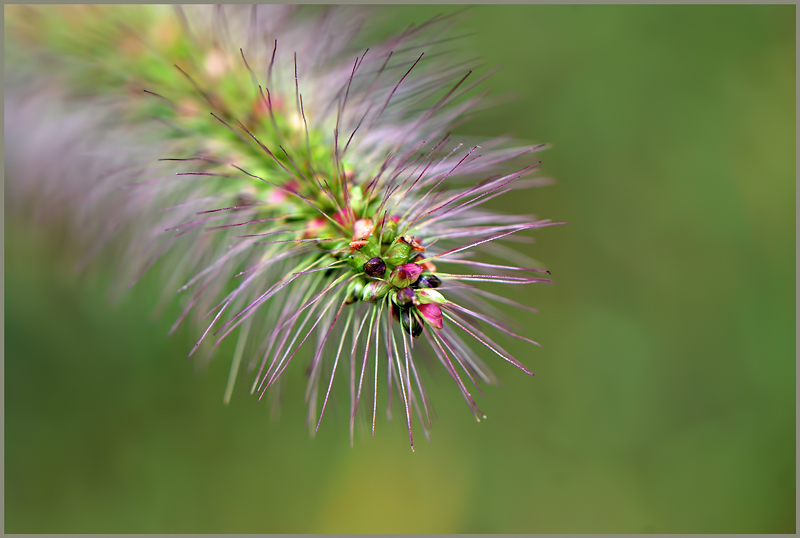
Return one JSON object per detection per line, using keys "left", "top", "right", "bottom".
{"left": 400, "top": 308, "right": 423, "bottom": 338}
{"left": 392, "top": 304, "right": 423, "bottom": 338}
{"left": 413, "top": 274, "right": 441, "bottom": 289}
{"left": 363, "top": 256, "right": 386, "bottom": 278}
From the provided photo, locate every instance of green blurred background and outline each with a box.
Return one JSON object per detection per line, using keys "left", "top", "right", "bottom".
{"left": 5, "top": 5, "right": 795, "bottom": 533}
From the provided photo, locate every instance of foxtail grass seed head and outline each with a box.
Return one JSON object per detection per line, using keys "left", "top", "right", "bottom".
{"left": 5, "top": 5, "right": 564, "bottom": 450}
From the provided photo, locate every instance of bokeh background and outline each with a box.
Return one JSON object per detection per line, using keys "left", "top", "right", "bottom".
{"left": 5, "top": 4, "right": 795, "bottom": 533}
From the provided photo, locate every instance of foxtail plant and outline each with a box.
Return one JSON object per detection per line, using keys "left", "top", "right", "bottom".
{"left": 5, "top": 5, "right": 562, "bottom": 449}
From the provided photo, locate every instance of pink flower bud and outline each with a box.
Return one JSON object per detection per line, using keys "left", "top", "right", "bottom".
{"left": 352, "top": 218, "right": 374, "bottom": 240}
{"left": 394, "top": 286, "right": 416, "bottom": 306}
{"left": 417, "top": 303, "right": 443, "bottom": 330}
{"left": 360, "top": 280, "right": 391, "bottom": 302}
{"left": 389, "top": 263, "right": 424, "bottom": 288}
{"left": 416, "top": 288, "right": 446, "bottom": 304}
